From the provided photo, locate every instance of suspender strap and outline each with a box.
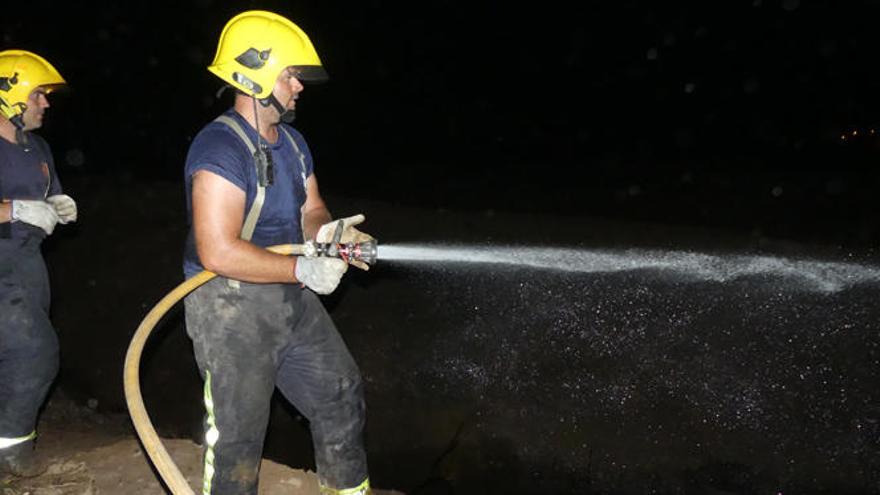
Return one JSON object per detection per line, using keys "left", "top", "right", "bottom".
{"left": 214, "top": 115, "right": 255, "bottom": 154}
{"left": 278, "top": 126, "right": 309, "bottom": 192}
{"left": 278, "top": 126, "right": 310, "bottom": 237}
{"left": 210, "top": 116, "right": 310, "bottom": 288}
{"left": 213, "top": 115, "right": 265, "bottom": 243}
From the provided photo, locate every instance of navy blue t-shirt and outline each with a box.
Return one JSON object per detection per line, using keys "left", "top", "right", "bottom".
{"left": 0, "top": 133, "right": 63, "bottom": 240}
{"left": 182, "top": 109, "right": 314, "bottom": 279}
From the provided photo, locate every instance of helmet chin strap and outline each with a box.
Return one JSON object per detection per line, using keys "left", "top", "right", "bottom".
{"left": 14, "top": 126, "right": 31, "bottom": 151}
{"left": 259, "top": 92, "right": 295, "bottom": 123}
{"left": 9, "top": 113, "right": 25, "bottom": 130}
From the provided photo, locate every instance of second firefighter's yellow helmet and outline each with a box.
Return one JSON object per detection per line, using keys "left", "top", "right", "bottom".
{"left": 0, "top": 50, "right": 66, "bottom": 126}
{"left": 208, "top": 10, "right": 327, "bottom": 99}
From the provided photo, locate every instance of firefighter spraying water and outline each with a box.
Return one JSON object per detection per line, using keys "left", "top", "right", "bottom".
{"left": 125, "top": 10, "right": 379, "bottom": 495}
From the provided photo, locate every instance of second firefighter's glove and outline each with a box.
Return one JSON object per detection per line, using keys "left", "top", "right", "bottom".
{"left": 11, "top": 199, "right": 60, "bottom": 235}
{"left": 315, "top": 214, "right": 376, "bottom": 271}
{"left": 46, "top": 194, "right": 78, "bottom": 224}
{"left": 295, "top": 256, "right": 348, "bottom": 295}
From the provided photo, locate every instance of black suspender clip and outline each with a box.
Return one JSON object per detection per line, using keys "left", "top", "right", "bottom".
{"left": 254, "top": 145, "right": 274, "bottom": 187}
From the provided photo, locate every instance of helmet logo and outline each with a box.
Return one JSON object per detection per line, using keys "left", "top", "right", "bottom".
{"left": 232, "top": 72, "right": 263, "bottom": 95}
{"left": 0, "top": 72, "right": 19, "bottom": 92}
{"left": 235, "top": 48, "right": 272, "bottom": 70}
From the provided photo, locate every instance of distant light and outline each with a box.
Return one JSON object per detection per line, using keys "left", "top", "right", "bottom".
{"left": 771, "top": 186, "right": 784, "bottom": 197}
{"left": 646, "top": 48, "right": 658, "bottom": 61}
{"left": 684, "top": 82, "right": 696, "bottom": 94}
{"left": 852, "top": 130, "right": 858, "bottom": 136}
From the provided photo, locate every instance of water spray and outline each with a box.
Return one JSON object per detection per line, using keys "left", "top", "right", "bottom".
{"left": 377, "top": 243, "right": 880, "bottom": 293}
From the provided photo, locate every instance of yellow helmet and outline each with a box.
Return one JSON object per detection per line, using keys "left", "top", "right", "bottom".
{"left": 0, "top": 50, "right": 66, "bottom": 127}
{"left": 208, "top": 10, "right": 328, "bottom": 100}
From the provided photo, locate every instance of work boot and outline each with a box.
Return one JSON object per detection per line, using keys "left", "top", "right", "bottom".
{"left": 0, "top": 441, "right": 45, "bottom": 480}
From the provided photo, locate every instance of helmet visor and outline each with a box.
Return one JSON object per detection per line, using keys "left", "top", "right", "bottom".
{"left": 41, "top": 83, "right": 67, "bottom": 94}
{"left": 294, "top": 65, "right": 328, "bottom": 83}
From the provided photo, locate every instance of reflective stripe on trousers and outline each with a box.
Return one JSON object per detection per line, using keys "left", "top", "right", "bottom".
{"left": 320, "top": 477, "right": 371, "bottom": 495}
{"left": 202, "top": 370, "right": 219, "bottom": 495}
{"left": 0, "top": 431, "right": 36, "bottom": 450}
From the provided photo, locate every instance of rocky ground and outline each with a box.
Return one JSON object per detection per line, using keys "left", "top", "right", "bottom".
{"left": 1, "top": 391, "right": 403, "bottom": 495}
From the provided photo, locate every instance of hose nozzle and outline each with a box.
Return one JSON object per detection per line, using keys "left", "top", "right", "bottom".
{"left": 339, "top": 239, "right": 377, "bottom": 266}
{"left": 302, "top": 219, "right": 378, "bottom": 267}
{"left": 303, "top": 239, "right": 379, "bottom": 267}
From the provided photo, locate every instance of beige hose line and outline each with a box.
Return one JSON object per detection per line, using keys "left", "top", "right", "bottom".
{"left": 123, "top": 244, "right": 303, "bottom": 495}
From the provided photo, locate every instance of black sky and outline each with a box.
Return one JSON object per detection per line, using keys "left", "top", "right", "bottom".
{"left": 4, "top": 1, "right": 880, "bottom": 246}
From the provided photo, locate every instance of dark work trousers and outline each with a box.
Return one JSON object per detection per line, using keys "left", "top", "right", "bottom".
{"left": 184, "top": 276, "right": 368, "bottom": 495}
{"left": 0, "top": 236, "right": 59, "bottom": 448}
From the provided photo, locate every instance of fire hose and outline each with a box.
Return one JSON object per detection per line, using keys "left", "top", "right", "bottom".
{"left": 123, "top": 234, "right": 377, "bottom": 494}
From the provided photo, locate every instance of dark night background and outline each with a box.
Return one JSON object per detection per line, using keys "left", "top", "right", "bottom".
{"left": 4, "top": 1, "right": 880, "bottom": 494}
{"left": 3, "top": 0, "right": 879, "bottom": 245}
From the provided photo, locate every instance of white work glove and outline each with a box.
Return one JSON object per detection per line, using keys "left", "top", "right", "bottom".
{"left": 11, "top": 199, "right": 60, "bottom": 235}
{"left": 46, "top": 194, "right": 78, "bottom": 224}
{"left": 315, "top": 214, "right": 375, "bottom": 271}
{"left": 295, "top": 256, "right": 348, "bottom": 295}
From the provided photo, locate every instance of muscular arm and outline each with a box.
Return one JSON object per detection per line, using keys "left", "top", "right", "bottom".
{"left": 192, "top": 170, "right": 299, "bottom": 283}
{"left": 300, "top": 174, "right": 331, "bottom": 241}
{"left": 0, "top": 202, "right": 10, "bottom": 223}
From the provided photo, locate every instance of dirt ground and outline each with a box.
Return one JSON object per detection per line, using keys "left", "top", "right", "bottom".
{"left": 1, "top": 391, "right": 403, "bottom": 495}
